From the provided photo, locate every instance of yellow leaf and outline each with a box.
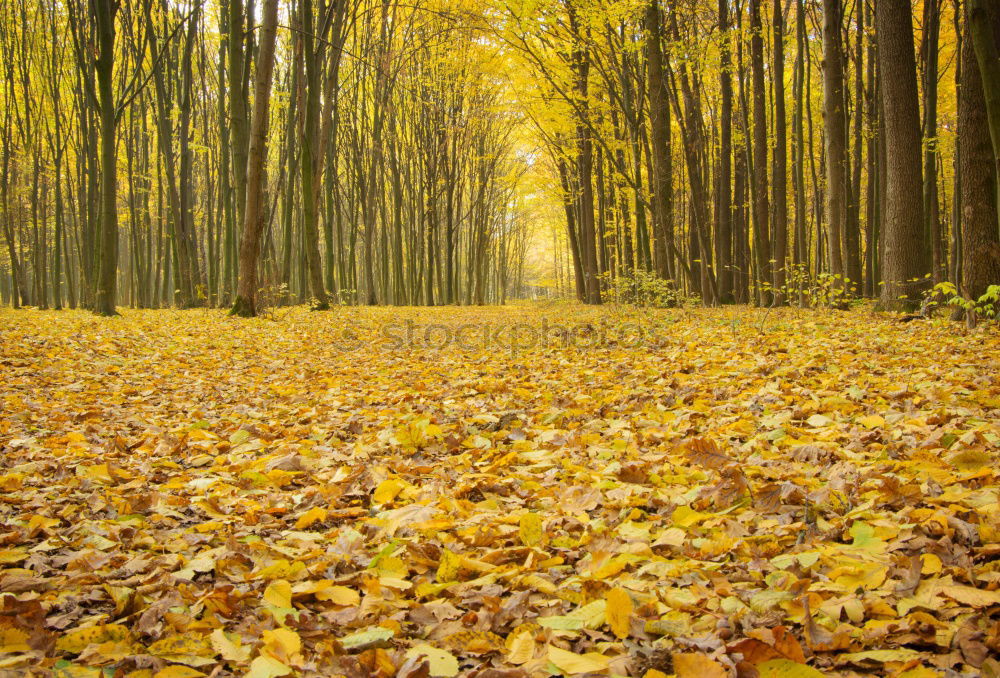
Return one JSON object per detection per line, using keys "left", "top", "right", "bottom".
{"left": 937, "top": 584, "right": 1000, "bottom": 608}
{"left": 28, "top": 514, "right": 60, "bottom": 531}
{"left": 591, "top": 554, "right": 629, "bottom": 580}
{"left": 643, "top": 672, "right": 669, "bottom": 678}
{"left": 263, "top": 579, "right": 293, "bottom": 609}
{"left": 653, "top": 527, "right": 686, "bottom": 547}
{"left": 0, "top": 548, "right": 28, "bottom": 565}
{"left": 153, "top": 668, "right": 206, "bottom": 678}
{"left": 519, "top": 512, "right": 543, "bottom": 547}
{"left": 373, "top": 478, "right": 405, "bottom": 504}
{"left": 436, "top": 549, "right": 461, "bottom": 583}
{"left": 403, "top": 644, "right": 459, "bottom": 677}
{"left": 0, "top": 627, "right": 30, "bottom": 653}
{"left": 756, "top": 659, "right": 825, "bottom": 678}
{"left": 57, "top": 624, "right": 131, "bottom": 654}
{"left": 245, "top": 655, "right": 292, "bottom": 678}
{"left": 546, "top": 645, "right": 610, "bottom": 675}
{"left": 81, "top": 464, "right": 114, "bottom": 484}
{"left": 146, "top": 634, "right": 215, "bottom": 666}
{"left": 605, "top": 587, "right": 633, "bottom": 639}
{"left": 294, "top": 506, "right": 327, "bottom": 529}
{"left": 262, "top": 628, "right": 301, "bottom": 663}
{"left": 671, "top": 505, "right": 710, "bottom": 528}
{"left": 210, "top": 629, "right": 251, "bottom": 663}
{"left": 671, "top": 652, "right": 728, "bottom": 678}
{"left": 315, "top": 585, "right": 360, "bottom": 606}
{"left": 52, "top": 665, "right": 102, "bottom": 678}
{"left": 857, "top": 415, "right": 885, "bottom": 429}
{"left": 920, "top": 553, "right": 942, "bottom": 575}
{"left": 505, "top": 631, "right": 535, "bottom": 665}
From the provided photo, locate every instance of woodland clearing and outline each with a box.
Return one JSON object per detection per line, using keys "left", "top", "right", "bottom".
{"left": 0, "top": 305, "right": 999, "bottom": 677}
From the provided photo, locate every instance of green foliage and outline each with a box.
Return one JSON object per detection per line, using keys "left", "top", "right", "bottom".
{"left": 599, "top": 269, "right": 698, "bottom": 308}
{"left": 929, "top": 280, "right": 1000, "bottom": 321}
{"left": 761, "top": 264, "right": 859, "bottom": 308}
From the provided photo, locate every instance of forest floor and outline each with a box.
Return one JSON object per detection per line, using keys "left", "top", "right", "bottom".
{"left": 0, "top": 304, "right": 999, "bottom": 678}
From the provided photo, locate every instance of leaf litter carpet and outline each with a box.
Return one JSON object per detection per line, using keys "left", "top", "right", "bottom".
{"left": 1, "top": 305, "right": 999, "bottom": 678}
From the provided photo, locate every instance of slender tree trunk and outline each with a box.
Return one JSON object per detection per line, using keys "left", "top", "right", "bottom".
{"left": 299, "top": 0, "right": 331, "bottom": 310}
{"left": 645, "top": 0, "right": 672, "bottom": 283}
{"left": 921, "top": 0, "right": 943, "bottom": 283}
{"left": 845, "top": 0, "right": 864, "bottom": 290}
{"left": 93, "top": 0, "right": 119, "bottom": 316}
{"left": 823, "top": 0, "right": 848, "bottom": 301}
{"left": 717, "top": 0, "right": 734, "bottom": 303}
{"left": 749, "top": 0, "right": 771, "bottom": 305}
{"left": 231, "top": 0, "right": 279, "bottom": 317}
{"left": 771, "top": 0, "right": 788, "bottom": 304}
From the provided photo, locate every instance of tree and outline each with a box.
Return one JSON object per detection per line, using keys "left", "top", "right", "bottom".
{"left": 822, "top": 0, "right": 848, "bottom": 297}
{"left": 230, "top": 0, "right": 279, "bottom": 317}
{"left": 749, "top": 0, "right": 770, "bottom": 305}
{"left": 645, "top": 0, "right": 672, "bottom": 284}
{"left": 717, "top": 0, "right": 734, "bottom": 304}
{"left": 771, "top": 0, "right": 788, "bottom": 304}
{"left": 876, "top": 0, "right": 928, "bottom": 309}
{"left": 969, "top": 0, "right": 1000, "bottom": 222}
{"left": 961, "top": 0, "right": 1000, "bottom": 309}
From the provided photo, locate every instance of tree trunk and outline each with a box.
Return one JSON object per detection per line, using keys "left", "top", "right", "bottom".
{"left": 716, "top": 0, "right": 733, "bottom": 303}
{"left": 230, "top": 0, "right": 279, "bottom": 317}
{"left": 298, "top": 0, "right": 331, "bottom": 310}
{"left": 749, "top": 0, "right": 770, "bottom": 305}
{"left": 961, "top": 0, "right": 1000, "bottom": 307}
{"left": 93, "top": 0, "right": 119, "bottom": 316}
{"left": 771, "top": 0, "right": 788, "bottom": 304}
{"left": 921, "top": 0, "right": 943, "bottom": 283}
{"left": 645, "top": 0, "right": 672, "bottom": 283}
{"left": 822, "top": 0, "right": 848, "bottom": 301}
{"left": 969, "top": 0, "right": 1000, "bottom": 225}
{"left": 844, "top": 0, "right": 864, "bottom": 290}
{"left": 876, "top": 0, "right": 928, "bottom": 309}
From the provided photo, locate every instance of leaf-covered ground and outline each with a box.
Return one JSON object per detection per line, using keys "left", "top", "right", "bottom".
{"left": 1, "top": 305, "right": 999, "bottom": 678}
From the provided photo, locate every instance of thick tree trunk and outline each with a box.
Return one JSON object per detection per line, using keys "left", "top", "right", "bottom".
{"left": 961, "top": 0, "right": 1000, "bottom": 307}
{"left": 969, "top": 0, "right": 1000, "bottom": 225}
{"left": 876, "top": 0, "right": 928, "bottom": 309}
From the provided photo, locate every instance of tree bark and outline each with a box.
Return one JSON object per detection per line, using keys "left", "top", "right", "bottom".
{"left": 645, "top": 0, "right": 672, "bottom": 284}
{"left": 961, "top": 0, "right": 1000, "bottom": 307}
{"left": 876, "top": 0, "right": 928, "bottom": 309}
{"left": 93, "top": 0, "right": 119, "bottom": 316}
{"left": 771, "top": 0, "right": 788, "bottom": 304}
{"left": 749, "top": 0, "right": 771, "bottom": 305}
{"left": 717, "top": 0, "right": 734, "bottom": 303}
{"left": 822, "top": 0, "right": 848, "bottom": 300}
{"left": 969, "top": 0, "right": 1000, "bottom": 226}
{"left": 230, "top": 0, "right": 279, "bottom": 317}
